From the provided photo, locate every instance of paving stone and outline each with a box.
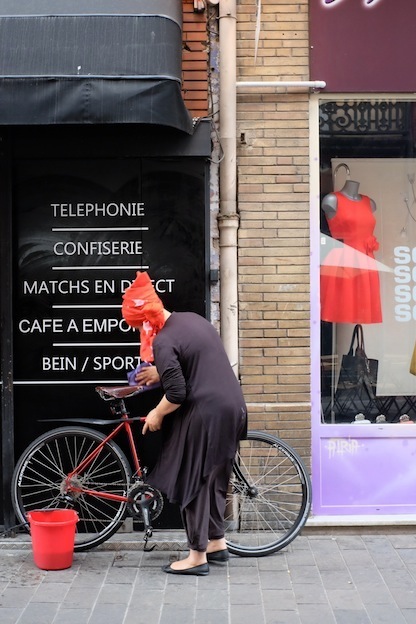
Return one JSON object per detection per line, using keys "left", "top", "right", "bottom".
{"left": 314, "top": 552, "right": 350, "bottom": 571}
{"left": 70, "top": 569, "right": 108, "bottom": 587}
{"left": 402, "top": 608, "right": 416, "bottom": 623}
{"left": 259, "top": 569, "right": 292, "bottom": 590}
{"left": 0, "top": 607, "right": 24, "bottom": 624}
{"left": 347, "top": 566, "right": 384, "bottom": 587}
{"left": 124, "top": 605, "right": 162, "bottom": 624}
{"left": 63, "top": 585, "right": 101, "bottom": 608}
{"left": 395, "top": 549, "right": 416, "bottom": 565}
{"left": 163, "top": 583, "right": 197, "bottom": 606}
{"left": 42, "top": 567, "right": 80, "bottom": 583}
{"left": 258, "top": 555, "right": 290, "bottom": 571}
{"left": 325, "top": 588, "right": 366, "bottom": 610}
{"left": 229, "top": 583, "right": 262, "bottom": 605}
{"left": 194, "top": 609, "right": 230, "bottom": 624}
{"left": 388, "top": 586, "right": 416, "bottom": 609}
{"left": 265, "top": 610, "right": 301, "bottom": 624}
{"left": 340, "top": 550, "right": 378, "bottom": 568}
{"left": 293, "top": 582, "right": 329, "bottom": 605}
{"left": 104, "top": 566, "right": 138, "bottom": 584}
{"left": 336, "top": 536, "right": 368, "bottom": 550}
{"left": 31, "top": 581, "right": 70, "bottom": 603}
{"left": 285, "top": 549, "right": 316, "bottom": 566}
{"left": 356, "top": 586, "right": 396, "bottom": 606}
{"left": 195, "top": 588, "right": 229, "bottom": 610}
{"left": 53, "top": 607, "right": 91, "bottom": 624}
{"left": 364, "top": 603, "right": 408, "bottom": 623}
{"left": 159, "top": 605, "right": 196, "bottom": 624}
{"left": 228, "top": 566, "right": 260, "bottom": 584}
{"left": 18, "top": 601, "right": 59, "bottom": 624}
{"left": 331, "top": 609, "right": 371, "bottom": 624}
{"left": 378, "top": 567, "right": 414, "bottom": 589}
{"left": 262, "top": 588, "right": 296, "bottom": 610}
{"left": 0, "top": 585, "right": 36, "bottom": 607}
{"left": 229, "top": 603, "right": 266, "bottom": 624}
{"left": 319, "top": 568, "right": 354, "bottom": 590}
{"left": 297, "top": 603, "right": 336, "bottom": 624}
{"left": 88, "top": 602, "right": 127, "bottom": 624}
{"left": 288, "top": 565, "right": 323, "bottom": 584}
{"left": 129, "top": 587, "right": 165, "bottom": 608}
{"left": 97, "top": 582, "right": 133, "bottom": 604}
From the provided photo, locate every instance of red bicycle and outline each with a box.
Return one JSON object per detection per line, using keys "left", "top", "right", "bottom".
{"left": 11, "top": 385, "right": 311, "bottom": 557}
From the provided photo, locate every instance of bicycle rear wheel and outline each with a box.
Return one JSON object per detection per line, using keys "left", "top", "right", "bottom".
{"left": 11, "top": 426, "right": 131, "bottom": 552}
{"left": 225, "top": 430, "right": 312, "bottom": 557}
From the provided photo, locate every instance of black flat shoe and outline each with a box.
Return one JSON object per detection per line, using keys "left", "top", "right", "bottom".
{"left": 162, "top": 563, "right": 209, "bottom": 576}
{"left": 206, "top": 549, "right": 229, "bottom": 563}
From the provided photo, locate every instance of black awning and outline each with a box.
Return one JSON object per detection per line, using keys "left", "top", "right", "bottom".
{"left": 0, "top": 1, "right": 193, "bottom": 133}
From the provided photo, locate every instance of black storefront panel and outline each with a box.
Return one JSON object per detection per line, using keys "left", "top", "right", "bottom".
{"left": 0, "top": 125, "right": 210, "bottom": 526}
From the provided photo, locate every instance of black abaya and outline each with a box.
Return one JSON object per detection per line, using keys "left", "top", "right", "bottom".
{"left": 146, "top": 312, "right": 247, "bottom": 510}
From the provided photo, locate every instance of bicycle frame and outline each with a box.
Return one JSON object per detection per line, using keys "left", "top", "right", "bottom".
{"left": 48, "top": 397, "right": 146, "bottom": 505}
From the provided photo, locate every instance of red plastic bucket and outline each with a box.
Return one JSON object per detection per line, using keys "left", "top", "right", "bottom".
{"left": 27, "top": 509, "right": 79, "bottom": 570}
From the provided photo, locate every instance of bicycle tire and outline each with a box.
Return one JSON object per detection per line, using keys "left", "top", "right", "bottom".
{"left": 11, "top": 426, "right": 131, "bottom": 552}
{"left": 225, "top": 430, "right": 312, "bottom": 557}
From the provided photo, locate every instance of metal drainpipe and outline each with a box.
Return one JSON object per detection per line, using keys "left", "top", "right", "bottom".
{"left": 218, "top": 0, "right": 239, "bottom": 376}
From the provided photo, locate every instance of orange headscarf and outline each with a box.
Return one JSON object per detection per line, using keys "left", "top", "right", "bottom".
{"left": 121, "top": 272, "right": 166, "bottom": 362}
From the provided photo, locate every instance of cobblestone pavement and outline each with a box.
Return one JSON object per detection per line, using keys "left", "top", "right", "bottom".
{"left": 1, "top": 531, "right": 416, "bottom": 623}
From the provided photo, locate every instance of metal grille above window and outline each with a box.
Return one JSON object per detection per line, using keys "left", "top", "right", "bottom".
{"left": 319, "top": 101, "right": 415, "bottom": 159}
{"left": 320, "top": 101, "right": 410, "bottom": 136}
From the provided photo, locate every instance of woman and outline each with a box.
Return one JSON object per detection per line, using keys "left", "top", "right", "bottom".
{"left": 122, "top": 271, "right": 247, "bottom": 576}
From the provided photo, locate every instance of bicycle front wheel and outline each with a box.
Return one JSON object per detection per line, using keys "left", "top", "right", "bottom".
{"left": 225, "top": 430, "right": 312, "bottom": 557}
{"left": 11, "top": 426, "right": 131, "bottom": 552}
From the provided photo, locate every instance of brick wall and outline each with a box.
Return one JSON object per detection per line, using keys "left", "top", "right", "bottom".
{"left": 179, "top": 1, "right": 312, "bottom": 463}
{"left": 182, "top": 1, "right": 209, "bottom": 118}
{"left": 236, "top": 1, "right": 311, "bottom": 461}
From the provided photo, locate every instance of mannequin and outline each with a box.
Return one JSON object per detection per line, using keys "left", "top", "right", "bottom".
{"left": 320, "top": 178, "right": 382, "bottom": 324}
{"left": 322, "top": 180, "right": 377, "bottom": 219}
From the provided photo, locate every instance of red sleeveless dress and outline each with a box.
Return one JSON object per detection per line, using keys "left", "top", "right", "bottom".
{"left": 320, "top": 192, "right": 382, "bottom": 324}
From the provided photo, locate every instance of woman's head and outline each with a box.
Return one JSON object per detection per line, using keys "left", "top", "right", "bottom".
{"left": 122, "top": 271, "right": 166, "bottom": 362}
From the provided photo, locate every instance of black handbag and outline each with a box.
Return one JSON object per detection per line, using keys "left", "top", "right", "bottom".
{"left": 334, "top": 324, "right": 378, "bottom": 416}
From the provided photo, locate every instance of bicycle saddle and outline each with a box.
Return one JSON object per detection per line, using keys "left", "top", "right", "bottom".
{"left": 95, "top": 385, "right": 146, "bottom": 400}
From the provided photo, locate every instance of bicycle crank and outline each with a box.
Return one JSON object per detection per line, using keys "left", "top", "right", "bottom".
{"left": 127, "top": 484, "right": 164, "bottom": 523}
{"left": 127, "top": 484, "right": 164, "bottom": 552}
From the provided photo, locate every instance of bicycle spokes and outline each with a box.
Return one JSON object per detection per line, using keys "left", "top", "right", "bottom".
{"left": 225, "top": 431, "right": 311, "bottom": 556}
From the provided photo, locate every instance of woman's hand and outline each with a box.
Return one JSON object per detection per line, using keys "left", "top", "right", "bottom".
{"left": 142, "top": 408, "right": 165, "bottom": 434}
{"left": 142, "top": 396, "right": 181, "bottom": 435}
{"left": 135, "top": 365, "right": 160, "bottom": 386}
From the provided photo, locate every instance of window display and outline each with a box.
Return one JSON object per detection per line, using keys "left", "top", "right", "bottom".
{"left": 320, "top": 100, "right": 416, "bottom": 424}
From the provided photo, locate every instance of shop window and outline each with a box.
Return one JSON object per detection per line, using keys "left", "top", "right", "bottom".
{"left": 319, "top": 99, "right": 416, "bottom": 424}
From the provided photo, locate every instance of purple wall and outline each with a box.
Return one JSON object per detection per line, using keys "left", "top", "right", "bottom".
{"left": 310, "top": 0, "right": 416, "bottom": 92}
{"left": 313, "top": 424, "right": 416, "bottom": 514}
